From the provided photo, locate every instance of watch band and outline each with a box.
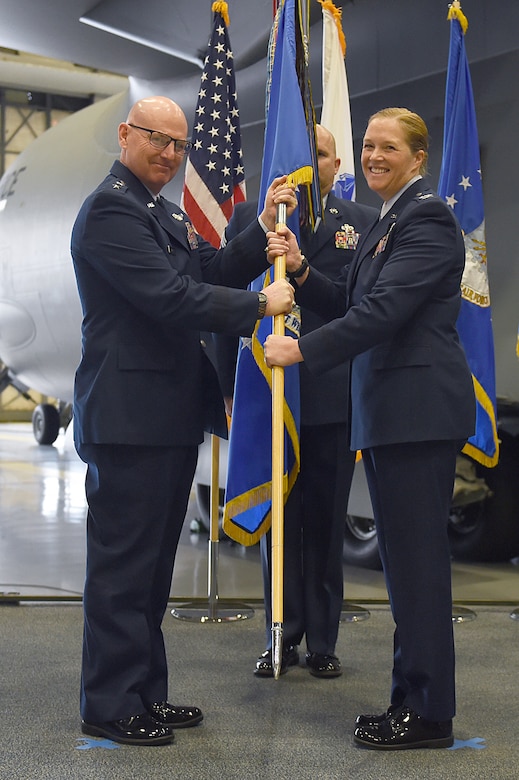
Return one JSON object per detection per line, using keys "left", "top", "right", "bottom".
{"left": 286, "top": 255, "right": 309, "bottom": 280}
{"left": 257, "top": 291, "right": 268, "bottom": 319}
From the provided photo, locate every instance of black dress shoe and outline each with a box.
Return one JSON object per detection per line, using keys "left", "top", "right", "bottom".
{"left": 355, "top": 704, "right": 397, "bottom": 727}
{"left": 81, "top": 713, "right": 174, "bottom": 746}
{"left": 254, "top": 645, "right": 299, "bottom": 677}
{"left": 305, "top": 652, "right": 342, "bottom": 678}
{"left": 353, "top": 705, "right": 453, "bottom": 750}
{"left": 146, "top": 701, "right": 203, "bottom": 728}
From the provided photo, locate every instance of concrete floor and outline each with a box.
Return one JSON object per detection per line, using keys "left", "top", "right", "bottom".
{"left": 1, "top": 422, "right": 518, "bottom": 607}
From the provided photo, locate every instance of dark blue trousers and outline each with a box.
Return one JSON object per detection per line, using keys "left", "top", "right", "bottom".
{"left": 79, "top": 443, "right": 197, "bottom": 722}
{"left": 363, "top": 439, "right": 461, "bottom": 721}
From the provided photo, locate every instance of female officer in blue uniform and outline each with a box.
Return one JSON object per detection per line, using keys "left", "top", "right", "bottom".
{"left": 264, "top": 107, "right": 475, "bottom": 750}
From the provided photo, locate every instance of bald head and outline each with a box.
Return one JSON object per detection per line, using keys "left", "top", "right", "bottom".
{"left": 126, "top": 96, "right": 188, "bottom": 134}
{"left": 118, "top": 96, "right": 190, "bottom": 195}
{"left": 316, "top": 124, "right": 336, "bottom": 156}
{"left": 316, "top": 124, "right": 340, "bottom": 197}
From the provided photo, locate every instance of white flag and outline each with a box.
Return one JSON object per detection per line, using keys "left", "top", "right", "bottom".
{"left": 319, "top": 0, "right": 355, "bottom": 200}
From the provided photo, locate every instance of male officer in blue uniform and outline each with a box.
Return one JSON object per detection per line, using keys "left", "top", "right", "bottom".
{"left": 219, "top": 125, "right": 377, "bottom": 678}
{"left": 71, "top": 95, "right": 295, "bottom": 745}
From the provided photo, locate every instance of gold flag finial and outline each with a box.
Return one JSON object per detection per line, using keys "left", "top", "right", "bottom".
{"left": 317, "top": 0, "right": 346, "bottom": 56}
{"left": 447, "top": 1, "right": 468, "bottom": 34}
{"left": 211, "top": 1, "right": 230, "bottom": 27}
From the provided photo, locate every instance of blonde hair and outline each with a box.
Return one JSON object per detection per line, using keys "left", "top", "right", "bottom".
{"left": 368, "top": 107, "right": 429, "bottom": 175}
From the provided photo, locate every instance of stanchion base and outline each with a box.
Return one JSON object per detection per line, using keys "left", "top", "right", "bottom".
{"left": 510, "top": 607, "right": 519, "bottom": 621}
{"left": 171, "top": 600, "right": 254, "bottom": 623}
{"left": 452, "top": 606, "right": 477, "bottom": 623}
{"left": 340, "top": 603, "right": 370, "bottom": 622}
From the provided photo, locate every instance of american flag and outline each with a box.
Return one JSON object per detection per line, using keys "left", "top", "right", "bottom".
{"left": 181, "top": 2, "right": 246, "bottom": 247}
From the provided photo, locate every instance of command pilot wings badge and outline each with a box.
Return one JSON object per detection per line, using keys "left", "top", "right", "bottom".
{"left": 372, "top": 222, "right": 395, "bottom": 258}
{"left": 185, "top": 221, "right": 199, "bottom": 250}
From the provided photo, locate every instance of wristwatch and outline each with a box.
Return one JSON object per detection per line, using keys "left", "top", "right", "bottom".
{"left": 257, "top": 291, "right": 268, "bottom": 319}
{"left": 286, "top": 254, "right": 309, "bottom": 280}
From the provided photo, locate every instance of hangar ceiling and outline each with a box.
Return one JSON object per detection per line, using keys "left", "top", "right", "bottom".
{"left": 2, "top": 1, "right": 517, "bottom": 101}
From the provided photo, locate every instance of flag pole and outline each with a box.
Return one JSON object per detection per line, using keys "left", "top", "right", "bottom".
{"left": 172, "top": 424, "right": 254, "bottom": 622}
{"left": 207, "top": 432, "right": 220, "bottom": 617}
{"left": 271, "top": 201, "right": 287, "bottom": 679}
{"left": 172, "top": 0, "right": 253, "bottom": 624}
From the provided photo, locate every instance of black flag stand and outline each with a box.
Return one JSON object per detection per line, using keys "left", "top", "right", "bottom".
{"left": 340, "top": 604, "right": 370, "bottom": 622}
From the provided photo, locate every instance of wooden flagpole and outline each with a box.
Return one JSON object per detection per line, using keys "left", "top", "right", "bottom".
{"left": 271, "top": 202, "right": 287, "bottom": 678}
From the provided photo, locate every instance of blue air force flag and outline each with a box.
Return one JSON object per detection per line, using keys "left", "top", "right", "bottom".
{"left": 437, "top": 4, "right": 499, "bottom": 467}
{"left": 222, "top": 0, "right": 317, "bottom": 544}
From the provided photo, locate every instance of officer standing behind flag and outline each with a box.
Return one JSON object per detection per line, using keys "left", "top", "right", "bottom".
{"left": 265, "top": 108, "right": 475, "bottom": 749}
{"left": 219, "top": 124, "right": 377, "bottom": 678}
{"left": 71, "top": 95, "right": 295, "bottom": 746}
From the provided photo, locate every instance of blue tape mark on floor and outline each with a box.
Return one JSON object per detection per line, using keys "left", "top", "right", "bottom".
{"left": 448, "top": 737, "right": 486, "bottom": 750}
{"left": 76, "top": 737, "right": 121, "bottom": 750}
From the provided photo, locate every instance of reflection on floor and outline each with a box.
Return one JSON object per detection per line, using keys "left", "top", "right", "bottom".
{"left": 0, "top": 423, "right": 518, "bottom": 606}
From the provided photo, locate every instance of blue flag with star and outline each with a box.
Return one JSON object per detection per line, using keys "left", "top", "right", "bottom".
{"left": 222, "top": 0, "right": 318, "bottom": 545}
{"left": 437, "top": 4, "right": 499, "bottom": 467}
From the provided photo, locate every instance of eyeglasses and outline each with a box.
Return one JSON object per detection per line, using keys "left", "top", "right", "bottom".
{"left": 128, "top": 124, "right": 192, "bottom": 155}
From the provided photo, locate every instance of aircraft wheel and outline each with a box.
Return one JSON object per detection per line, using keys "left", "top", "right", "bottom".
{"left": 32, "top": 403, "right": 60, "bottom": 445}
{"left": 343, "top": 514, "right": 382, "bottom": 570}
{"left": 448, "top": 429, "right": 519, "bottom": 561}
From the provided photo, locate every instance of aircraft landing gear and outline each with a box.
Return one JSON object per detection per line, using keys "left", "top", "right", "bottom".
{"left": 32, "top": 403, "right": 61, "bottom": 445}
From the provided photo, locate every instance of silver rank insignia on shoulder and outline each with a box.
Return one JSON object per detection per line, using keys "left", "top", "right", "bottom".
{"left": 418, "top": 193, "right": 434, "bottom": 200}
{"left": 186, "top": 221, "right": 199, "bottom": 250}
{"left": 329, "top": 207, "right": 338, "bottom": 214}
{"left": 146, "top": 201, "right": 156, "bottom": 208}
{"left": 112, "top": 180, "right": 125, "bottom": 189}
{"left": 335, "top": 223, "right": 359, "bottom": 250}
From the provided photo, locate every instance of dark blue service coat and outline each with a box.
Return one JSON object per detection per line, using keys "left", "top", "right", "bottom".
{"left": 299, "top": 179, "right": 475, "bottom": 448}
{"left": 71, "top": 159, "right": 270, "bottom": 449}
